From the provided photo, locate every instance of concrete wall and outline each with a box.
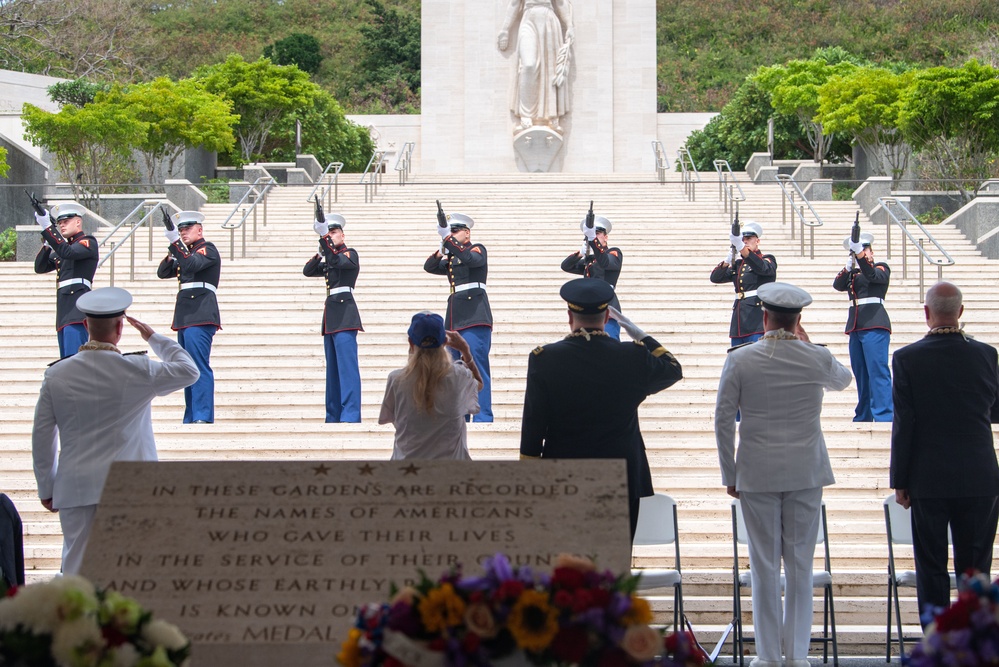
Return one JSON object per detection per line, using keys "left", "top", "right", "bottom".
{"left": 947, "top": 196, "right": 999, "bottom": 259}
{"left": 0, "top": 131, "right": 51, "bottom": 232}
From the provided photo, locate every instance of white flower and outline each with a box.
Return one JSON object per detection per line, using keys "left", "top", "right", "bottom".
{"left": 51, "top": 616, "right": 104, "bottom": 667}
{"left": 0, "top": 581, "right": 65, "bottom": 633}
{"left": 111, "top": 643, "right": 141, "bottom": 667}
{"left": 142, "top": 618, "right": 189, "bottom": 651}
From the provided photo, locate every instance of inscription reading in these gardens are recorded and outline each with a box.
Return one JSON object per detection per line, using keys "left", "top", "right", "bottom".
{"left": 80, "top": 460, "right": 630, "bottom": 646}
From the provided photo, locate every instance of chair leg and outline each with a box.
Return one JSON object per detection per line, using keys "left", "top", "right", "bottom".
{"left": 822, "top": 587, "right": 829, "bottom": 663}
{"left": 733, "top": 584, "right": 743, "bottom": 665}
{"left": 675, "top": 583, "right": 683, "bottom": 634}
{"left": 828, "top": 585, "right": 838, "bottom": 667}
{"left": 892, "top": 580, "right": 906, "bottom": 660}
{"left": 885, "top": 578, "right": 893, "bottom": 662}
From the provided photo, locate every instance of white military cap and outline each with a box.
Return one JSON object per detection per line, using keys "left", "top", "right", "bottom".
{"left": 842, "top": 232, "right": 874, "bottom": 250}
{"left": 172, "top": 211, "right": 205, "bottom": 229}
{"left": 326, "top": 214, "right": 346, "bottom": 229}
{"left": 447, "top": 212, "right": 475, "bottom": 229}
{"left": 77, "top": 287, "right": 132, "bottom": 318}
{"left": 757, "top": 282, "right": 812, "bottom": 314}
{"left": 741, "top": 221, "right": 763, "bottom": 238}
{"left": 50, "top": 202, "right": 87, "bottom": 222}
{"left": 579, "top": 216, "right": 612, "bottom": 234}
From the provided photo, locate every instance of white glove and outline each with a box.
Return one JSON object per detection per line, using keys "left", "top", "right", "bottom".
{"left": 849, "top": 240, "right": 864, "bottom": 255}
{"left": 729, "top": 234, "right": 745, "bottom": 252}
{"left": 313, "top": 219, "right": 327, "bottom": 236}
{"left": 35, "top": 211, "right": 52, "bottom": 229}
{"left": 439, "top": 239, "right": 449, "bottom": 255}
{"left": 437, "top": 223, "right": 450, "bottom": 240}
{"left": 844, "top": 256, "right": 856, "bottom": 271}
{"left": 579, "top": 241, "right": 589, "bottom": 256}
{"left": 165, "top": 226, "right": 180, "bottom": 244}
{"left": 724, "top": 249, "right": 736, "bottom": 265}
{"left": 583, "top": 225, "right": 597, "bottom": 242}
{"left": 608, "top": 306, "right": 647, "bottom": 341}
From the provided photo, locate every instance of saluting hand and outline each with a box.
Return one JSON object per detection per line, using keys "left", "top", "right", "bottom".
{"left": 126, "top": 315, "right": 155, "bottom": 342}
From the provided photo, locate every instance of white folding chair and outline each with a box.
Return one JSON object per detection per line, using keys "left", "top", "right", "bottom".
{"left": 632, "top": 492, "right": 683, "bottom": 631}
{"left": 731, "top": 499, "right": 838, "bottom": 666}
{"left": 883, "top": 494, "right": 957, "bottom": 661}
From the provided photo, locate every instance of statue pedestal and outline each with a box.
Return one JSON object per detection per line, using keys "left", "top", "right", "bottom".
{"left": 513, "top": 127, "right": 564, "bottom": 172}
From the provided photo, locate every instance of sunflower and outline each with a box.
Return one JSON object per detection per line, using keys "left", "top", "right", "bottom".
{"left": 336, "top": 627, "right": 363, "bottom": 667}
{"left": 418, "top": 583, "right": 467, "bottom": 633}
{"left": 508, "top": 589, "right": 559, "bottom": 652}
{"left": 622, "top": 595, "right": 653, "bottom": 625}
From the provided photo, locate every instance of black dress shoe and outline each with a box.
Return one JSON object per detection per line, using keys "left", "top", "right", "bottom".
{"left": 192, "top": 420, "right": 211, "bottom": 424}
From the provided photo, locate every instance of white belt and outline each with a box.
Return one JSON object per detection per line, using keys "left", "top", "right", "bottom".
{"left": 180, "top": 282, "right": 217, "bottom": 293}
{"left": 854, "top": 297, "right": 884, "bottom": 306}
{"left": 737, "top": 289, "right": 758, "bottom": 299}
{"left": 329, "top": 286, "right": 353, "bottom": 295}
{"left": 454, "top": 282, "right": 486, "bottom": 293}
{"left": 58, "top": 278, "right": 92, "bottom": 289}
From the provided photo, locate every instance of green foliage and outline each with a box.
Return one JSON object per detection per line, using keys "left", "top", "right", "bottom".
{"left": 917, "top": 205, "right": 948, "bottom": 225}
{"left": 266, "top": 91, "right": 375, "bottom": 172}
{"left": 351, "top": 0, "right": 421, "bottom": 112}
{"left": 263, "top": 33, "right": 324, "bottom": 75}
{"left": 0, "top": 228, "right": 15, "bottom": 261}
{"left": 47, "top": 79, "right": 111, "bottom": 108}
{"left": 192, "top": 55, "right": 319, "bottom": 163}
{"left": 199, "top": 177, "right": 231, "bottom": 204}
{"left": 832, "top": 182, "right": 857, "bottom": 201}
{"left": 0, "top": 146, "right": 8, "bottom": 179}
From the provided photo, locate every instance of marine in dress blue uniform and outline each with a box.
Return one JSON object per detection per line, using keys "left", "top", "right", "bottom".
{"left": 423, "top": 212, "right": 493, "bottom": 422}
{"left": 156, "top": 211, "right": 221, "bottom": 424}
{"left": 304, "top": 214, "right": 362, "bottom": 423}
{"left": 709, "top": 221, "right": 777, "bottom": 346}
{"left": 32, "top": 203, "right": 98, "bottom": 358}
{"left": 833, "top": 232, "right": 892, "bottom": 422}
{"left": 561, "top": 215, "right": 624, "bottom": 340}
{"left": 520, "top": 279, "right": 683, "bottom": 540}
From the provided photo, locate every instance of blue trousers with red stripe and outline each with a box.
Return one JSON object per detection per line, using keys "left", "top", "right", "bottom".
{"left": 178, "top": 325, "right": 216, "bottom": 423}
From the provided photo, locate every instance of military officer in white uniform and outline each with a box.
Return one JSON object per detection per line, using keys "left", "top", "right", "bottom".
{"left": 714, "top": 282, "right": 852, "bottom": 667}
{"left": 31, "top": 287, "right": 199, "bottom": 574}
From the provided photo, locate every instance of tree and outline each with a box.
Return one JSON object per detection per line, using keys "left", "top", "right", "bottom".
{"left": 754, "top": 51, "right": 860, "bottom": 163}
{"left": 47, "top": 79, "right": 112, "bottom": 107}
{"left": 263, "top": 33, "right": 323, "bottom": 75}
{"left": 21, "top": 100, "right": 145, "bottom": 210}
{"left": 107, "top": 77, "right": 239, "bottom": 184}
{"left": 897, "top": 60, "right": 999, "bottom": 201}
{"left": 356, "top": 0, "right": 420, "bottom": 102}
{"left": 0, "top": 147, "right": 8, "bottom": 179}
{"left": 267, "top": 90, "right": 375, "bottom": 172}
{"left": 817, "top": 67, "right": 915, "bottom": 186}
{"left": 192, "top": 55, "right": 319, "bottom": 164}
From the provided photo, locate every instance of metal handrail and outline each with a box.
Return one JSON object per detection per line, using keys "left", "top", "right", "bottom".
{"left": 652, "top": 141, "right": 669, "bottom": 184}
{"left": 714, "top": 160, "right": 746, "bottom": 214}
{"left": 878, "top": 196, "right": 955, "bottom": 301}
{"left": 676, "top": 146, "right": 700, "bottom": 201}
{"left": 774, "top": 174, "right": 823, "bottom": 258}
{"left": 360, "top": 150, "right": 386, "bottom": 202}
{"left": 220, "top": 176, "right": 277, "bottom": 260}
{"left": 395, "top": 142, "right": 415, "bottom": 186}
{"left": 307, "top": 162, "right": 344, "bottom": 211}
{"left": 96, "top": 200, "right": 177, "bottom": 286}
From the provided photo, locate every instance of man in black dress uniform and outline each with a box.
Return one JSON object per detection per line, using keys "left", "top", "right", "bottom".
{"left": 304, "top": 213, "right": 362, "bottom": 423}
{"left": 520, "top": 278, "right": 683, "bottom": 540}
{"left": 33, "top": 202, "right": 99, "bottom": 358}
{"left": 709, "top": 221, "right": 777, "bottom": 346}
{"left": 424, "top": 212, "right": 493, "bottom": 422}
{"left": 833, "top": 232, "right": 893, "bottom": 422}
{"left": 156, "top": 211, "right": 221, "bottom": 424}
{"left": 890, "top": 281, "right": 999, "bottom": 619}
{"left": 561, "top": 214, "right": 624, "bottom": 340}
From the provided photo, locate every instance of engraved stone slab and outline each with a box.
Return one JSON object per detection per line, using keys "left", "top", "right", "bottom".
{"left": 80, "top": 460, "right": 630, "bottom": 667}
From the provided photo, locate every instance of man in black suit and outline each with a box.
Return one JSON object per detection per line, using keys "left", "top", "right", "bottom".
{"left": 890, "top": 281, "right": 999, "bottom": 618}
{"left": 520, "top": 278, "right": 683, "bottom": 540}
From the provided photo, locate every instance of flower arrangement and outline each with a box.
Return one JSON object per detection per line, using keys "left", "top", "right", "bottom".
{"left": 0, "top": 575, "right": 190, "bottom": 667}
{"left": 337, "top": 553, "right": 708, "bottom": 667}
{"left": 908, "top": 571, "right": 999, "bottom": 667}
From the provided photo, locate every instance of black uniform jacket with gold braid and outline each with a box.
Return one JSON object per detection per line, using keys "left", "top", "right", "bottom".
{"left": 561, "top": 241, "right": 623, "bottom": 310}
{"left": 34, "top": 228, "right": 98, "bottom": 331}
{"left": 156, "top": 238, "right": 221, "bottom": 331}
{"left": 303, "top": 237, "right": 363, "bottom": 335}
{"left": 423, "top": 237, "right": 492, "bottom": 331}
{"left": 833, "top": 256, "right": 891, "bottom": 333}
{"left": 520, "top": 331, "right": 683, "bottom": 501}
{"left": 709, "top": 250, "right": 777, "bottom": 338}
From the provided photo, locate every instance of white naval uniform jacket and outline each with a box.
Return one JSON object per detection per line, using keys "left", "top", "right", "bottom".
{"left": 714, "top": 332, "right": 853, "bottom": 492}
{"left": 32, "top": 334, "right": 199, "bottom": 509}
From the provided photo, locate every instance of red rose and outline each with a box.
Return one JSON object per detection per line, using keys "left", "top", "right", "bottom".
{"left": 571, "top": 589, "right": 594, "bottom": 612}
{"left": 590, "top": 588, "right": 611, "bottom": 607}
{"left": 552, "top": 567, "right": 586, "bottom": 590}
{"left": 495, "top": 580, "right": 525, "bottom": 601}
{"left": 553, "top": 589, "right": 574, "bottom": 609}
{"left": 550, "top": 626, "right": 590, "bottom": 663}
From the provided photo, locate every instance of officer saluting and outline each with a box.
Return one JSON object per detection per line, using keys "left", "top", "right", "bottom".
{"left": 561, "top": 213, "right": 624, "bottom": 340}
{"left": 156, "top": 211, "right": 221, "bottom": 424}
{"left": 33, "top": 202, "right": 99, "bottom": 358}
{"left": 833, "top": 231, "right": 892, "bottom": 422}
{"left": 709, "top": 221, "right": 777, "bottom": 346}
{"left": 303, "top": 211, "right": 362, "bottom": 423}
{"left": 424, "top": 208, "right": 493, "bottom": 422}
{"left": 520, "top": 278, "right": 683, "bottom": 540}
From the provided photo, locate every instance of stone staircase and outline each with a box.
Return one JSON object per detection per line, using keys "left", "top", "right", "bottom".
{"left": 2, "top": 171, "right": 997, "bottom": 656}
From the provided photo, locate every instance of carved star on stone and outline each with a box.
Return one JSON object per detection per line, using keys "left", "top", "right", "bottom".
{"left": 358, "top": 463, "right": 375, "bottom": 476}
{"left": 402, "top": 464, "right": 420, "bottom": 476}
{"left": 313, "top": 463, "right": 331, "bottom": 476}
